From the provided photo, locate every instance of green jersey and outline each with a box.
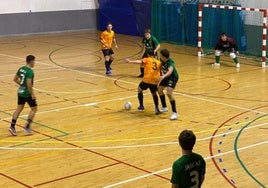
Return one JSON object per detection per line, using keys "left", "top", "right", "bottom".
{"left": 171, "top": 153, "right": 206, "bottom": 188}
{"left": 142, "top": 36, "right": 159, "bottom": 51}
{"left": 16, "top": 66, "right": 34, "bottom": 97}
{"left": 162, "top": 58, "right": 179, "bottom": 80}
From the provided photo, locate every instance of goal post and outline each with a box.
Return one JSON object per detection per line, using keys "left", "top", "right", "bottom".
{"left": 197, "top": 3, "right": 267, "bottom": 67}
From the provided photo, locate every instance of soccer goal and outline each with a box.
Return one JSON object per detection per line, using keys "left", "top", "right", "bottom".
{"left": 197, "top": 3, "right": 268, "bottom": 67}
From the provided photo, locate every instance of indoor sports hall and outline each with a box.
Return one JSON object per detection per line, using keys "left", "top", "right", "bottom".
{"left": 0, "top": 0, "right": 267, "bottom": 187}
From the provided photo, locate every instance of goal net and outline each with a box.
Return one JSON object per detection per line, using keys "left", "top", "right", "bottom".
{"left": 197, "top": 4, "right": 267, "bottom": 67}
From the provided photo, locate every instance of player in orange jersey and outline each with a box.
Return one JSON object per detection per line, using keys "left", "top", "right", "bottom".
{"left": 100, "top": 23, "right": 118, "bottom": 75}
{"left": 125, "top": 49, "right": 161, "bottom": 114}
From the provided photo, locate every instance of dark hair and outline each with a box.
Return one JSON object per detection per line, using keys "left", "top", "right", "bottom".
{"left": 146, "top": 49, "right": 154, "bottom": 56}
{"left": 178, "top": 130, "right": 196, "bottom": 151}
{"left": 144, "top": 28, "right": 151, "bottom": 34}
{"left": 220, "top": 32, "right": 226, "bottom": 37}
{"left": 160, "top": 49, "right": 170, "bottom": 59}
{"left": 26, "top": 55, "right": 35, "bottom": 63}
{"left": 107, "top": 22, "right": 112, "bottom": 26}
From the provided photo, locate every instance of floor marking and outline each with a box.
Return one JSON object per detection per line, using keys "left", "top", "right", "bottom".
{"left": 177, "top": 92, "right": 267, "bottom": 114}
{"left": 1, "top": 121, "right": 267, "bottom": 149}
{"left": 102, "top": 140, "right": 268, "bottom": 188}
{"left": 33, "top": 87, "right": 106, "bottom": 94}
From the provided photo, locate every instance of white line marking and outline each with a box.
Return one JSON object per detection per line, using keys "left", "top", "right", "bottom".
{"left": 33, "top": 87, "right": 106, "bottom": 94}
{"left": 102, "top": 140, "right": 268, "bottom": 188}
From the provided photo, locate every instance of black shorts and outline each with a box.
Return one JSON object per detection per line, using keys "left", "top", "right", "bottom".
{"left": 18, "top": 96, "right": 37, "bottom": 107}
{"left": 217, "top": 47, "right": 236, "bottom": 53}
{"left": 139, "top": 81, "right": 158, "bottom": 93}
{"left": 102, "top": 49, "right": 114, "bottom": 57}
{"left": 159, "top": 77, "right": 178, "bottom": 89}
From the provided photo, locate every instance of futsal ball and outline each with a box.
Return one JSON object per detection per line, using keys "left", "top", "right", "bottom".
{"left": 124, "top": 102, "right": 132, "bottom": 110}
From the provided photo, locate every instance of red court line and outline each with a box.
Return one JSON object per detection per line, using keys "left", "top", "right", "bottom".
{"left": 0, "top": 173, "right": 33, "bottom": 188}
{"left": 209, "top": 105, "right": 268, "bottom": 188}
{"left": 34, "top": 162, "right": 120, "bottom": 187}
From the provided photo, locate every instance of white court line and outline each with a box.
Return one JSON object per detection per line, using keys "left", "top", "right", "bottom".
{"left": 177, "top": 92, "right": 267, "bottom": 115}
{"left": 103, "top": 140, "right": 268, "bottom": 188}
{"left": 35, "top": 77, "right": 58, "bottom": 82}
{"left": 33, "top": 87, "right": 106, "bottom": 94}
{"left": 0, "top": 52, "right": 138, "bottom": 86}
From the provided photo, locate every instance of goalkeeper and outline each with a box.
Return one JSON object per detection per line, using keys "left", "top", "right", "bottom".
{"left": 213, "top": 33, "right": 240, "bottom": 68}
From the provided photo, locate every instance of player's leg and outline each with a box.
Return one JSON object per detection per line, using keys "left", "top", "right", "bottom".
{"left": 149, "top": 84, "right": 160, "bottom": 114}
{"left": 23, "top": 97, "right": 37, "bottom": 134}
{"left": 214, "top": 50, "right": 222, "bottom": 66}
{"left": 9, "top": 96, "right": 25, "bottom": 136}
{"left": 108, "top": 49, "right": 114, "bottom": 70}
{"left": 137, "top": 82, "right": 146, "bottom": 110}
{"left": 158, "top": 78, "right": 168, "bottom": 112}
{"left": 229, "top": 47, "right": 240, "bottom": 67}
{"left": 102, "top": 49, "right": 111, "bottom": 75}
{"left": 166, "top": 78, "right": 178, "bottom": 120}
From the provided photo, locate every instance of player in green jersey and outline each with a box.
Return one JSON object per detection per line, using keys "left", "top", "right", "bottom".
{"left": 9, "top": 55, "right": 37, "bottom": 136}
{"left": 158, "top": 49, "right": 179, "bottom": 120}
{"left": 171, "top": 130, "right": 206, "bottom": 188}
{"left": 138, "top": 29, "right": 160, "bottom": 77}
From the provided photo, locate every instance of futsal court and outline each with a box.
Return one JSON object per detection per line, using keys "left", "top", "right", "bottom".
{"left": 0, "top": 30, "right": 267, "bottom": 187}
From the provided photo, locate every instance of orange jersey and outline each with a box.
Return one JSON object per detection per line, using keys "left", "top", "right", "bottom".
{"left": 100, "top": 30, "right": 115, "bottom": 49}
{"left": 142, "top": 57, "right": 161, "bottom": 85}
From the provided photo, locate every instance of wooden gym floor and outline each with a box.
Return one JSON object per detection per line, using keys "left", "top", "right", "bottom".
{"left": 0, "top": 30, "right": 267, "bottom": 188}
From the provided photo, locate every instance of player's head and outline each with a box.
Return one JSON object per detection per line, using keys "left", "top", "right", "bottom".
{"left": 144, "top": 29, "right": 151, "bottom": 39}
{"left": 220, "top": 33, "right": 227, "bottom": 41}
{"left": 106, "top": 22, "right": 113, "bottom": 31}
{"left": 146, "top": 48, "right": 154, "bottom": 56}
{"left": 160, "top": 49, "right": 170, "bottom": 62}
{"left": 26, "top": 55, "right": 35, "bottom": 68}
{"left": 178, "top": 130, "right": 196, "bottom": 151}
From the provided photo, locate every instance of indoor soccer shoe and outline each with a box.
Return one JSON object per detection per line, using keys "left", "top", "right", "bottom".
{"left": 170, "top": 112, "right": 178, "bottom": 120}
{"left": 137, "top": 105, "right": 145, "bottom": 110}
{"left": 155, "top": 108, "right": 160, "bottom": 115}
{"left": 23, "top": 127, "right": 33, "bottom": 135}
{"left": 159, "top": 107, "right": 168, "bottom": 113}
{"left": 213, "top": 62, "right": 220, "bottom": 67}
{"left": 9, "top": 127, "right": 17, "bottom": 136}
{"left": 236, "top": 63, "right": 240, "bottom": 68}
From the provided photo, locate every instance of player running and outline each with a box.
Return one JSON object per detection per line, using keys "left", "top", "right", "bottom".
{"left": 158, "top": 49, "right": 179, "bottom": 120}
{"left": 213, "top": 33, "right": 240, "bottom": 68}
{"left": 9, "top": 55, "right": 37, "bottom": 136}
{"left": 100, "top": 22, "right": 118, "bottom": 75}
{"left": 138, "top": 29, "right": 160, "bottom": 77}
{"left": 125, "top": 49, "right": 161, "bottom": 114}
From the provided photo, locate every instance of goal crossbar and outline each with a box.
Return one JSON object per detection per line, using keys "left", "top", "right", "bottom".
{"left": 197, "top": 4, "right": 268, "bottom": 67}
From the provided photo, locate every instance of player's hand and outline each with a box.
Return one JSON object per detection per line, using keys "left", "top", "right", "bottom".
{"left": 115, "top": 45, "right": 118, "bottom": 50}
{"left": 124, "top": 58, "right": 130, "bottom": 63}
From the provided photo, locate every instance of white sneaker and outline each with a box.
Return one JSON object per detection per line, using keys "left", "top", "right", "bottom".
{"left": 159, "top": 107, "right": 168, "bottom": 113}
{"left": 170, "top": 112, "right": 178, "bottom": 120}
{"left": 236, "top": 63, "right": 240, "bottom": 68}
{"left": 212, "top": 62, "right": 220, "bottom": 67}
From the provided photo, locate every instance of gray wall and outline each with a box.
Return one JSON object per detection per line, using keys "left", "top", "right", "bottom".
{"left": 0, "top": 9, "right": 97, "bottom": 36}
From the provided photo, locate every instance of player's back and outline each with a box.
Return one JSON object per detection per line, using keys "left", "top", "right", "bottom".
{"left": 17, "top": 66, "right": 34, "bottom": 97}
{"left": 172, "top": 153, "right": 206, "bottom": 188}
{"left": 142, "top": 57, "right": 161, "bottom": 85}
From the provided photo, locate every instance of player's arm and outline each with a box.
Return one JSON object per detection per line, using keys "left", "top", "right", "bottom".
{"left": 99, "top": 33, "right": 108, "bottom": 48}
{"left": 13, "top": 74, "right": 20, "bottom": 85}
{"left": 26, "top": 78, "right": 35, "bottom": 99}
{"left": 113, "top": 36, "right": 118, "bottom": 49}
{"left": 159, "top": 66, "right": 173, "bottom": 83}
{"left": 154, "top": 43, "right": 160, "bottom": 54}
{"left": 153, "top": 37, "right": 161, "bottom": 54}
{"left": 125, "top": 58, "right": 142, "bottom": 64}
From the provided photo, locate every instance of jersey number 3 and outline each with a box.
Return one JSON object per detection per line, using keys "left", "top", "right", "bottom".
{"left": 190, "top": 170, "right": 199, "bottom": 188}
{"left": 152, "top": 62, "right": 157, "bottom": 70}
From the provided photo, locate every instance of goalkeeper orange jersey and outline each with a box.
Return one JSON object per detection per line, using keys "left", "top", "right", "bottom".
{"left": 100, "top": 30, "right": 115, "bottom": 49}
{"left": 142, "top": 57, "right": 161, "bottom": 85}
